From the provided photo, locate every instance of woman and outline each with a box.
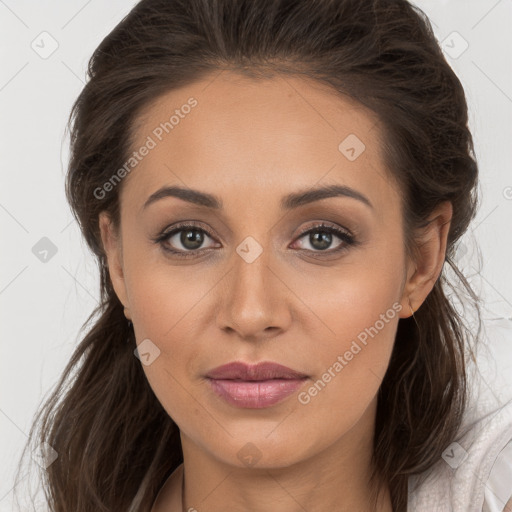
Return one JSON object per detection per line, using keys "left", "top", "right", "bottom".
{"left": 16, "top": 0, "right": 512, "bottom": 511}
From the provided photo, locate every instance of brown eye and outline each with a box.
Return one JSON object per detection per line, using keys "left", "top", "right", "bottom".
{"left": 155, "top": 222, "right": 219, "bottom": 257}
{"left": 174, "top": 228, "right": 206, "bottom": 251}
{"left": 292, "top": 222, "right": 356, "bottom": 254}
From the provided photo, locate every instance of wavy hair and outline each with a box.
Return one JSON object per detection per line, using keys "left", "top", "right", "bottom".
{"left": 15, "top": 1, "right": 481, "bottom": 510}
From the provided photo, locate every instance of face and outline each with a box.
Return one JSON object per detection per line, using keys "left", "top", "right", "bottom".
{"left": 100, "top": 71, "right": 448, "bottom": 470}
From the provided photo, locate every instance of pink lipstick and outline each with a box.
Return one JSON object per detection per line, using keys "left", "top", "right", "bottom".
{"left": 205, "top": 361, "right": 309, "bottom": 408}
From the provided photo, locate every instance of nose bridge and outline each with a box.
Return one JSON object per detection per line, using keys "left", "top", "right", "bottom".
{"left": 216, "top": 233, "right": 287, "bottom": 337}
{"left": 231, "top": 235, "right": 274, "bottom": 310}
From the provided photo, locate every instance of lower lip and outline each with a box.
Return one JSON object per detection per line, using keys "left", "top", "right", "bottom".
{"left": 208, "top": 378, "right": 308, "bottom": 408}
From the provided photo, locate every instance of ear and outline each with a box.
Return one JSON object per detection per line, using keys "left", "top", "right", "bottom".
{"left": 99, "top": 211, "right": 130, "bottom": 311}
{"left": 399, "top": 201, "right": 453, "bottom": 318}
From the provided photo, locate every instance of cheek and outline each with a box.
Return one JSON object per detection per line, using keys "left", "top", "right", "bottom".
{"left": 287, "top": 252, "right": 404, "bottom": 412}
{"left": 124, "top": 242, "right": 212, "bottom": 340}
{"left": 127, "top": 266, "right": 206, "bottom": 377}
{"left": 123, "top": 254, "right": 216, "bottom": 419}
{"left": 290, "top": 246, "right": 404, "bottom": 346}
{"left": 287, "top": 295, "right": 400, "bottom": 457}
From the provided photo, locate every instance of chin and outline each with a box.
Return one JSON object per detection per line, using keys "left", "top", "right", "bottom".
{"left": 208, "top": 431, "right": 316, "bottom": 471}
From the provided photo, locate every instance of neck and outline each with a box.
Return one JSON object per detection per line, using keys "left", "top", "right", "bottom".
{"left": 177, "top": 398, "right": 393, "bottom": 512}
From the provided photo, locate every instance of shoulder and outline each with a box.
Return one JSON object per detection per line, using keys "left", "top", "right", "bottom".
{"left": 409, "top": 319, "right": 512, "bottom": 511}
{"left": 151, "top": 463, "right": 184, "bottom": 512}
{"left": 484, "top": 434, "right": 512, "bottom": 512}
{"left": 408, "top": 396, "right": 512, "bottom": 511}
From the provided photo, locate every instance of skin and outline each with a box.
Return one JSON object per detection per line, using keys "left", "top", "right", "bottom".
{"left": 99, "top": 71, "right": 452, "bottom": 512}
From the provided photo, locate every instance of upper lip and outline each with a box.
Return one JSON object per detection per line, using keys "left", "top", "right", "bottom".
{"left": 205, "top": 361, "right": 308, "bottom": 381}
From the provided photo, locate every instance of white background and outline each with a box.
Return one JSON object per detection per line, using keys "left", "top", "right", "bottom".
{"left": 1, "top": 1, "right": 511, "bottom": 510}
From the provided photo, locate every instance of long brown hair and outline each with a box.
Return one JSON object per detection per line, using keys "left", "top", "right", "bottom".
{"left": 15, "top": 1, "right": 481, "bottom": 510}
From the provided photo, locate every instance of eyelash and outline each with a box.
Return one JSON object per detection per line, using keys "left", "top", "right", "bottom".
{"left": 153, "top": 221, "right": 357, "bottom": 259}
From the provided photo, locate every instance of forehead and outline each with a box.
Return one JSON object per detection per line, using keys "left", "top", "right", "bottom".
{"left": 122, "top": 71, "right": 399, "bottom": 215}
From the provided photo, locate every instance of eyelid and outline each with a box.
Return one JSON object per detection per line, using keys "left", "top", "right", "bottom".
{"left": 295, "top": 220, "right": 353, "bottom": 239}
{"left": 158, "top": 220, "right": 215, "bottom": 239}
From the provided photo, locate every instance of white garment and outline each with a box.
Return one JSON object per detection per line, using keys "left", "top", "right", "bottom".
{"left": 408, "top": 318, "right": 512, "bottom": 512}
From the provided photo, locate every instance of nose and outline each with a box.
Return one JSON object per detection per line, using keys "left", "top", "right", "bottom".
{"left": 215, "top": 242, "right": 293, "bottom": 342}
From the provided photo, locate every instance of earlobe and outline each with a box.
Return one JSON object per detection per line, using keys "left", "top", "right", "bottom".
{"left": 98, "top": 211, "right": 129, "bottom": 308}
{"left": 399, "top": 201, "right": 453, "bottom": 318}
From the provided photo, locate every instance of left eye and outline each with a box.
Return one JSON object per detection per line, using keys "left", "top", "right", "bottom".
{"left": 292, "top": 223, "right": 355, "bottom": 253}
{"left": 155, "top": 222, "right": 356, "bottom": 257}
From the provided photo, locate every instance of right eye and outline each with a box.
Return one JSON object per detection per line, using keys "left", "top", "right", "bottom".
{"left": 154, "top": 222, "right": 221, "bottom": 258}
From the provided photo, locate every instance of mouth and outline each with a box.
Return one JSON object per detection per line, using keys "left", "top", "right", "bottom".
{"left": 205, "top": 361, "right": 309, "bottom": 408}
{"left": 205, "top": 360, "right": 308, "bottom": 380}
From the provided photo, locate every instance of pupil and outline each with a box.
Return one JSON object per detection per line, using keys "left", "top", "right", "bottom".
{"left": 181, "top": 229, "right": 203, "bottom": 249}
{"left": 311, "top": 231, "right": 331, "bottom": 250}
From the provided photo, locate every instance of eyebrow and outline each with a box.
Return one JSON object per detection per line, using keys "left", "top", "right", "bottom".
{"left": 142, "top": 184, "right": 373, "bottom": 211}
